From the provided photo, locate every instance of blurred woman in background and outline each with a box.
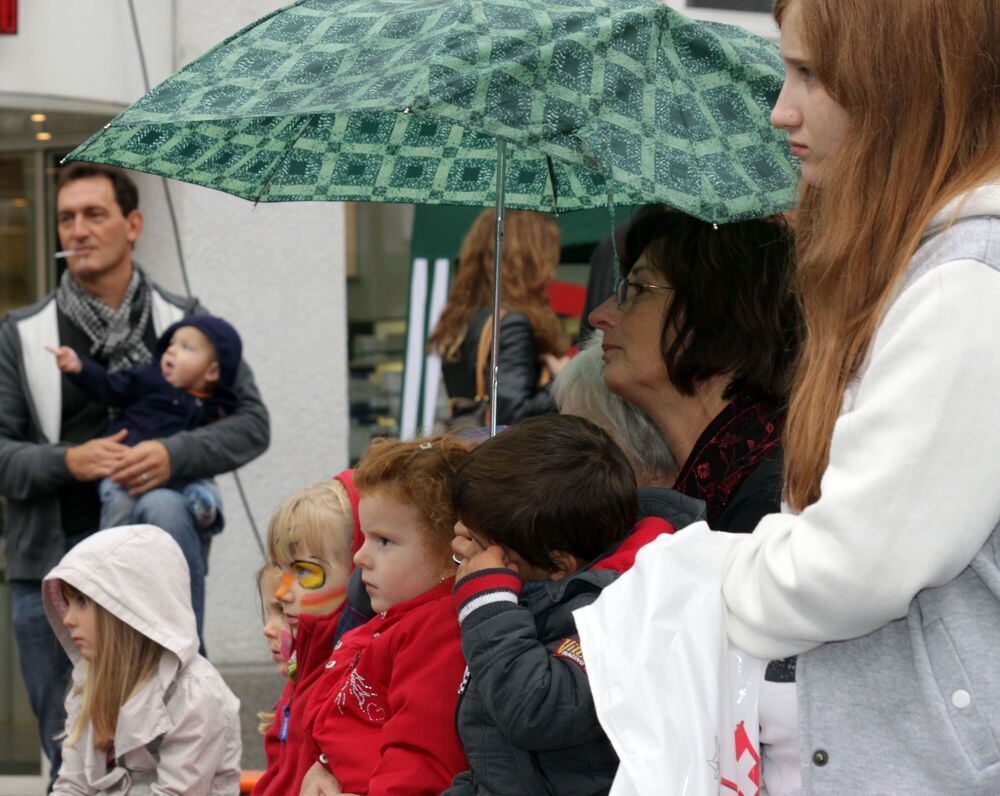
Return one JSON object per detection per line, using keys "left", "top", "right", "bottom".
{"left": 430, "top": 209, "right": 568, "bottom": 426}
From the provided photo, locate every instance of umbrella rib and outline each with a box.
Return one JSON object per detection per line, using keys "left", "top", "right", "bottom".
{"left": 251, "top": 114, "right": 321, "bottom": 205}
{"left": 546, "top": 156, "right": 560, "bottom": 217}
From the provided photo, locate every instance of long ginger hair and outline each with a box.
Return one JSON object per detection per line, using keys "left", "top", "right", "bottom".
{"left": 776, "top": 0, "right": 1000, "bottom": 509}
{"left": 429, "top": 209, "right": 568, "bottom": 361}
{"left": 63, "top": 584, "right": 162, "bottom": 751}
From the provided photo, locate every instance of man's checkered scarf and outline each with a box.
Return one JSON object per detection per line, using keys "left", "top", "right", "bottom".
{"left": 55, "top": 267, "right": 153, "bottom": 372}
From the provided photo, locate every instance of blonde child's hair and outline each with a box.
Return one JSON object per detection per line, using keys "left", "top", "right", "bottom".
{"left": 267, "top": 480, "right": 354, "bottom": 567}
{"left": 62, "top": 583, "right": 162, "bottom": 751}
{"left": 353, "top": 436, "right": 471, "bottom": 554}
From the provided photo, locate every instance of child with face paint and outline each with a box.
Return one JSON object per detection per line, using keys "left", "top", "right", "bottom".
{"left": 43, "top": 525, "right": 241, "bottom": 794}
{"left": 297, "top": 436, "right": 471, "bottom": 796}
{"left": 254, "top": 473, "right": 363, "bottom": 796}
{"left": 255, "top": 564, "right": 290, "bottom": 735}
{"left": 258, "top": 564, "right": 291, "bottom": 679}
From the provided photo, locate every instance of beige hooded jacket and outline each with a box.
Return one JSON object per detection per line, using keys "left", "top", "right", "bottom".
{"left": 43, "top": 524, "right": 241, "bottom": 795}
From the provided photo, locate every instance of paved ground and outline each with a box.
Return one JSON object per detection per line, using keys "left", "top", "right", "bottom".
{"left": 0, "top": 664, "right": 283, "bottom": 795}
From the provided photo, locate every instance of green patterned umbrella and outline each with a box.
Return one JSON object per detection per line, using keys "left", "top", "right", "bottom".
{"left": 68, "top": 0, "right": 797, "bottom": 223}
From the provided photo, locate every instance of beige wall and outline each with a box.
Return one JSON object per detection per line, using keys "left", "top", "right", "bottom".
{"left": 2, "top": 0, "right": 352, "bottom": 666}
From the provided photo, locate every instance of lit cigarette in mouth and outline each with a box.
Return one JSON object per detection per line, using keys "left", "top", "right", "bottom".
{"left": 55, "top": 250, "right": 76, "bottom": 259}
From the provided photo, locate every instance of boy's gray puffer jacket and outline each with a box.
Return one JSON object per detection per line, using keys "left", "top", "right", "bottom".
{"left": 444, "top": 565, "right": 621, "bottom": 796}
{"left": 444, "top": 521, "right": 672, "bottom": 796}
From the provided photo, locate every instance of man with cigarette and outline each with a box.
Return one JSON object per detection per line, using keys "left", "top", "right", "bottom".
{"left": 0, "top": 163, "right": 270, "bottom": 783}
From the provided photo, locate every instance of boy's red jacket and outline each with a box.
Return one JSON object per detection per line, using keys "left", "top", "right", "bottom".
{"left": 307, "top": 578, "right": 468, "bottom": 796}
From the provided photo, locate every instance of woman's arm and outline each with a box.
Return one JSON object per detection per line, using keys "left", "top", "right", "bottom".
{"left": 494, "top": 314, "right": 556, "bottom": 424}
{"left": 715, "top": 261, "right": 1000, "bottom": 659}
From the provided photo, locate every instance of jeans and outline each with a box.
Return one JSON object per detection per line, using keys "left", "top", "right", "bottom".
{"left": 99, "top": 477, "right": 222, "bottom": 533}
{"left": 130, "top": 488, "right": 211, "bottom": 651}
{"left": 11, "top": 580, "right": 74, "bottom": 791}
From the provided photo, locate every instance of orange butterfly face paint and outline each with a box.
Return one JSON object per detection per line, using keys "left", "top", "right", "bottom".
{"left": 275, "top": 548, "right": 350, "bottom": 633}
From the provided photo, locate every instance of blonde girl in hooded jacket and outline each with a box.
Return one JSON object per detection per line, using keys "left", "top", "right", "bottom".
{"left": 43, "top": 524, "right": 241, "bottom": 795}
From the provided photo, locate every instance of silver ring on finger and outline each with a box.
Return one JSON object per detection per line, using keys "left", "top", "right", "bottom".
{"left": 142, "top": 472, "right": 150, "bottom": 483}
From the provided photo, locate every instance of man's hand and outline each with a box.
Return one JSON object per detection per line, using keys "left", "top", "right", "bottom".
{"left": 110, "top": 440, "right": 172, "bottom": 496}
{"left": 452, "top": 535, "right": 512, "bottom": 581}
{"left": 65, "top": 430, "right": 129, "bottom": 481}
{"left": 45, "top": 345, "right": 82, "bottom": 374}
{"left": 299, "top": 761, "right": 347, "bottom": 796}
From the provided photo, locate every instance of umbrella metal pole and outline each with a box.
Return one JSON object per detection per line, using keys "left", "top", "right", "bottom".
{"left": 489, "top": 139, "right": 508, "bottom": 437}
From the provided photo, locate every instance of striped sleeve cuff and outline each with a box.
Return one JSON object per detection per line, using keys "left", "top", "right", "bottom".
{"left": 453, "top": 569, "right": 522, "bottom": 625}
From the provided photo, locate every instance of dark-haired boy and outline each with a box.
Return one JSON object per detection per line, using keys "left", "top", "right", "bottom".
{"left": 445, "top": 414, "right": 674, "bottom": 796}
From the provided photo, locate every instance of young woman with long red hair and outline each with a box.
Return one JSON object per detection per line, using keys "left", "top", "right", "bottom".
{"left": 429, "top": 209, "right": 568, "bottom": 426}
{"left": 592, "top": 1, "right": 1000, "bottom": 793}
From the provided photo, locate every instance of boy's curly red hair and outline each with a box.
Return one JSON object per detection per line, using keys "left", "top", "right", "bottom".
{"left": 354, "top": 436, "right": 471, "bottom": 552}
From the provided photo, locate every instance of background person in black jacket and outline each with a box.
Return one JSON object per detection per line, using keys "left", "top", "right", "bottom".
{"left": 589, "top": 207, "right": 800, "bottom": 533}
{"left": 429, "top": 209, "right": 568, "bottom": 426}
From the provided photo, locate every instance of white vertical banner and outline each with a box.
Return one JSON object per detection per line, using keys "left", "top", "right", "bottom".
{"left": 421, "top": 257, "right": 452, "bottom": 435}
{"left": 400, "top": 257, "right": 429, "bottom": 440}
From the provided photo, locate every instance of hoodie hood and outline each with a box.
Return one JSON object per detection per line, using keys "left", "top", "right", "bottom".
{"left": 333, "top": 469, "right": 364, "bottom": 556}
{"left": 155, "top": 313, "right": 243, "bottom": 390}
{"left": 926, "top": 181, "right": 1000, "bottom": 238}
{"left": 43, "top": 525, "right": 199, "bottom": 668}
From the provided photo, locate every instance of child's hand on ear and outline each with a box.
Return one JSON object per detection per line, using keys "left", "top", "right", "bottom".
{"left": 452, "top": 536, "right": 513, "bottom": 580}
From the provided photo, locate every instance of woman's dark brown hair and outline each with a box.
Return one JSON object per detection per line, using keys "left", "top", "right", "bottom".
{"left": 453, "top": 414, "right": 637, "bottom": 572}
{"left": 621, "top": 206, "right": 800, "bottom": 401}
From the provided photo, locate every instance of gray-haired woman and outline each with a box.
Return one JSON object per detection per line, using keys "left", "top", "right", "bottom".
{"left": 551, "top": 332, "right": 706, "bottom": 530}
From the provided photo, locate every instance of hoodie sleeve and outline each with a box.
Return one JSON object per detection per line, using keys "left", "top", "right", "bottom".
{"left": 153, "top": 668, "right": 241, "bottom": 796}
{"left": 159, "top": 300, "right": 270, "bottom": 480}
{"left": 453, "top": 569, "right": 608, "bottom": 751}
{"left": 714, "top": 260, "right": 1000, "bottom": 659}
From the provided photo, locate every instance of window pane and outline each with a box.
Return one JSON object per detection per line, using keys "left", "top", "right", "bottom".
{"left": 0, "top": 154, "right": 35, "bottom": 317}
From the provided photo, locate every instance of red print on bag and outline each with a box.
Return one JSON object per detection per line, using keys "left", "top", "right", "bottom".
{"left": 720, "top": 721, "right": 760, "bottom": 796}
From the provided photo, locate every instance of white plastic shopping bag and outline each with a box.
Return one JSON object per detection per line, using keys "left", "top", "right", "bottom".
{"left": 575, "top": 523, "right": 764, "bottom": 796}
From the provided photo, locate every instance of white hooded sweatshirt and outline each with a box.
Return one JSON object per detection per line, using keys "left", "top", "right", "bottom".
{"left": 43, "top": 524, "right": 241, "bottom": 795}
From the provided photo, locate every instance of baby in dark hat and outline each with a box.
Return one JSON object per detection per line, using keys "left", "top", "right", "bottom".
{"left": 48, "top": 314, "right": 242, "bottom": 532}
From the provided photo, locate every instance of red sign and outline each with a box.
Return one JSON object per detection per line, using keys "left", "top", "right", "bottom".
{"left": 0, "top": 0, "right": 16, "bottom": 35}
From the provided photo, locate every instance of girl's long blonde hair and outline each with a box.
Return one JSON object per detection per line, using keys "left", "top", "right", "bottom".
{"left": 63, "top": 585, "right": 162, "bottom": 751}
{"left": 428, "top": 209, "right": 568, "bottom": 361}
{"left": 776, "top": 0, "right": 1000, "bottom": 509}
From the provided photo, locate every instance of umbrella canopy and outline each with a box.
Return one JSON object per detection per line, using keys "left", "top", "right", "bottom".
{"left": 68, "top": 0, "right": 797, "bottom": 223}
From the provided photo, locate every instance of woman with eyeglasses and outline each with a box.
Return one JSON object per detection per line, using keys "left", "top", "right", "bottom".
{"left": 588, "top": 206, "right": 800, "bottom": 533}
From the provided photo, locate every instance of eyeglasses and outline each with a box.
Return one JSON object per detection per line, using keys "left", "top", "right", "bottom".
{"left": 616, "top": 278, "right": 674, "bottom": 307}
